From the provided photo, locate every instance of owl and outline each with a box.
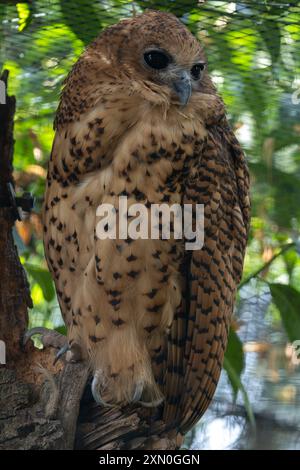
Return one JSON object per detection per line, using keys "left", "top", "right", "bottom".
{"left": 38, "top": 10, "right": 250, "bottom": 436}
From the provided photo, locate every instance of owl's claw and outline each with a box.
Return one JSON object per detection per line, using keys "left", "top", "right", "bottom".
{"left": 91, "top": 372, "right": 114, "bottom": 407}
{"left": 53, "top": 343, "right": 70, "bottom": 365}
{"left": 132, "top": 382, "right": 144, "bottom": 403}
{"left": 23, "top": 327, "right": 47, "bottom": 346}
{"left": 138, "top": 397, "right": 164, "bottom": 408}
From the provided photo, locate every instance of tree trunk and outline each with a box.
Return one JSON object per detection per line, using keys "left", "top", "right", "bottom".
{"left": 0, "top": 70, "right": 178, "bottom": 450}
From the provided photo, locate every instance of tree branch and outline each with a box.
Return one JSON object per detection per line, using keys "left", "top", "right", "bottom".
{"left": 239, "top": 242, "right": 296, "bottom": 290}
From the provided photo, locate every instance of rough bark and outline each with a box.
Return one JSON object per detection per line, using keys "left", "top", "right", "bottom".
{"left": 0, "top": 70, "right": 32, "bottom": 363}
{"left": 0, "top": 70, "right": 177, "bottom": 450}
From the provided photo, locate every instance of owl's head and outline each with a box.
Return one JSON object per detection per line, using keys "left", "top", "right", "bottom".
{"left": 91, "top": 10, "right": 211, "bottom": 107}
{"left": 55, "top": 11, "right": 218, "bottom": 129}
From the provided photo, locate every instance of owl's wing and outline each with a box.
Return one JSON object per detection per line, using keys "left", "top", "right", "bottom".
{"left": 163, "top": 116, "right": 250, "bottom": 433}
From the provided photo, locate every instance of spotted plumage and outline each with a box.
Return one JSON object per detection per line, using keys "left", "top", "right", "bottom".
{"left": 43, "top": 10, "right": 250, "bottom": 435}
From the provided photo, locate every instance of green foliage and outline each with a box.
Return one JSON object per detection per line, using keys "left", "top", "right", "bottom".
{"left": 136, "top": 0, "right": 199, "bottom": 16}
{"left": 224, "top": 328, "right": 244, "bottom": 397}
{"left": 59, "top": 0, "right": 103, "bottom": 44}
{"left": 16, "top": 2, "right": 34, "bottom": 32}
{"left": 24, "top": 263, "right": 56, "bottom": 302}
{"left": 223, "top": 357, "right": 255, "bottom": 427}
{"left": 269, "top": 283, "right": 300, "bottom": 343}
{"left": 55, "top": 325, "right": 67, "bottom": 336}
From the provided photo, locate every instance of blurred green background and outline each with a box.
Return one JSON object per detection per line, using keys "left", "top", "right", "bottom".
{"left": 1, "top": 0, "right": 300, "bottom": 449}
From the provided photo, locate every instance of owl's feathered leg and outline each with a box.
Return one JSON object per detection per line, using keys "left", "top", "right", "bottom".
{"left": 23, "top": 327, "right": 82, "bottom": 364}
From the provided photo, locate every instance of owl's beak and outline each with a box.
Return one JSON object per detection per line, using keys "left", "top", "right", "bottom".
{"left": 173, "top": 71, "right": 192, "bottom": 107}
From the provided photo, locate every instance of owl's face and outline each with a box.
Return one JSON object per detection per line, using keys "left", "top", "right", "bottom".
{"left": 139, "top": 46, "right": 206, "bottom": 106}
{"left": 98, "top": 11, "right": 208, "bottom": 107}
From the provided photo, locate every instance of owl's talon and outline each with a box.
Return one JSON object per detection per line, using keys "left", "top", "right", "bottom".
{"left": 132, "top": 382, "right": 144, "bottom": 402}
{"left": 23, "top": 327, "right": 51, "bottom": 346}
{"left": 53, "top": 343, "right": 70, "bottom": 365}
{"left": 91, "top": 372, "right": 113, "bottom": 407}
{"left": 23, "top": 327, "right": 66, "bottom": 350}
{"left": 138, "top": 397, "right": 164, "bottom": 408}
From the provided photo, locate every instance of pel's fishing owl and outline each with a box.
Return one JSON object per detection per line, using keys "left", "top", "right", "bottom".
{"left": 40, "top": 10, "right": 250, "bottom": 434}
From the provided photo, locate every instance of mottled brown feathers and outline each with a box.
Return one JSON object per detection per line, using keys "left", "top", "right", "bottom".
{"left": 43, "top": 9, "right": 250, "bottom": 441}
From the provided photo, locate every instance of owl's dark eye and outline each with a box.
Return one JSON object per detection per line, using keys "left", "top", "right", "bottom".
{"left": 144, "top": 50, "right": 170, "bottom": 70}
{"left": 191, "top": 62, "right": 206, "bottom": 80}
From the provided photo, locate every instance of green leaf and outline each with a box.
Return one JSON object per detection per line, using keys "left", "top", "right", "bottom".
{"left": 283, "top": 249, "right": 298, "bottom": 280}
{"left": 269, "top": 283, "right": 300, "bottom": 342}
{"left": 17, "top": 2, "right": 33, "bottom": 32}
{"left": 24, "top": 263, "right": 55, "bottom": 302}
{"left": 55, "top": 325, "right": 67, "bottom": 336}
{"left": 224, "top": 328, "right": 244, "bottom": 397}
{"left": 223, "top": 357, "right": 255, "bottom": 427}
{"left": 224, "top": 328, "right": 254, "bottom": 425}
